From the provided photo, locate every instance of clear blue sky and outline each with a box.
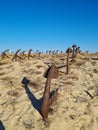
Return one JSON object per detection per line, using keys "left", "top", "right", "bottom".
{"left": 0, "top": 0, "right": 98, "bottom": 53}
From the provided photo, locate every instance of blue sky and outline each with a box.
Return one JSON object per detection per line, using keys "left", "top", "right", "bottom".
{"left": 0, "top": 0, "right": 98, "bottom": 53}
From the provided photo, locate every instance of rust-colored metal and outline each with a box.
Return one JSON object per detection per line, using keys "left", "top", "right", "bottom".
{"left": 52, "top": 50, "right": 55, "bottom": 55}
{"left": 49, "top": 50, "right": 51, "bottom": 54}
{"left": 1, "top": 49, "right": 10, "bottom": 59}
{"left": 66, "top": 47, "right": 72, "bottom": 74}
{"left": 46, "top": 50, "right": 48, "bottom": 54}
{"left": 49, "top": 88, "right": 58, "bottom": 105}
{"left": 21, "top": 50, "right": 27, "bottom": 59}
{"left": 75, "top": 47, "right": 81, "bottom": 53}
{"left": 72, "top": 44, "right": 77, "bottom": 62}
{"left": 41, "top": 64, "right": 58, "bottom": 119}
{"left": 38, "top": 51, "right": 41, "bottom": 57}
{"left": 28, "top": 49, "right": 33, "bottom": 59}
{"left": 12, "top": 49, "right": 22, "bottom": 61}
{"left": 55, "top": 50, "right": 59, "bottom": 54}
{"left": 36, "top": 50, "right": 39, "bottom": 54}
{"left": 44, "top": 65, "right": 58, "bottom": 79}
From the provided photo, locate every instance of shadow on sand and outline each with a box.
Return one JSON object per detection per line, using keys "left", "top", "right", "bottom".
{"left": 21, "top": 77, "right": 42, "bottom": 113}
{"left": 21, "top": 77, "right": 57, "bottom": 117}
{"left": 24, "top": 84, "right": 42, "bottom": 113}
{"left": 0, "top": 121, "right": 5, "bottom": 130}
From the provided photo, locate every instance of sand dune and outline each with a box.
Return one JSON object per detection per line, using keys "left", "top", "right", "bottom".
{"left": 0, "top": 53, "right": 98, "bottom": 130}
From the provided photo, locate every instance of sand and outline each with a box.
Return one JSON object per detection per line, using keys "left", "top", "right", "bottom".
{"left": 0, "top": 53, "right": 98, "bottom": 130}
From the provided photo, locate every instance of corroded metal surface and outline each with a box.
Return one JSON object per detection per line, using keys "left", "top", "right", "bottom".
{"left": 72, "top": 44, "right": 77, "bottom": 62}
{"left": 28, "top": 49, "right": 33, "bottom": 59}
{"left": 12, "top": 49, "right": 22, "bottom": 61}
{"left": 41, "top": 65, "right": 58, "bottom": 119}
{"left": 21, "top": 50, "right": 27, "bottom": 59}
{"left": 1, "top": 49, "right": 10, "bottom": 59}
{"left": 75, "top": 47, "right": 81, "bottom": 53}
{"left": 66, "top": 47, "right": 72, "bottom": 53}
{"left": 49, "top": 88, "right": 58, "bottom": 105}
{"left": 44, "top": 65, "right": 58, "bottom": 79}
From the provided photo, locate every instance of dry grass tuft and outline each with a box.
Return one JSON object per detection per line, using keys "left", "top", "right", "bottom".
{"left": 88, "top": 73, "right": 93, "bottom": 78}
{"left": 7, "top": 90, "right": 19, "bottom": 96}
{"left": 64, "top": 81, "right": 75, "bottom": 86}
{"left": 1, "top": 77, "right": 14, "bottom": 83}
{"left": 75, "top": 61, "right": 85, "bottom": 66}
{"left": 0, "top": 62, "right": 8, "bottom": 65}
{"left": 93, "top": 69, "right": 98, "bottom": 73}
{"left": 83, "top": 57, "right": 90, "bottom": 61}
{"left": 67, "top": 75, "right": 79, "bottom": 80}
{"left": 0, "top": 72, "right": 6, "bottom": 76}
{"left": 34, "top": 71, "right": 42, "bottom": 75}
{"left": 91, "top": 61, "right": 96, "bottom": 66}
{"left": 36, "top": 65, "right": 43, "bottom": 69}
{"left": 30, "top": 81, "right": 40, "bottom": 89}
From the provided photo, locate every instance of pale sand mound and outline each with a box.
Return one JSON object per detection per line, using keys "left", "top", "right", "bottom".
{"left": 0, "top": 53, "right": 98, "bottom": 130}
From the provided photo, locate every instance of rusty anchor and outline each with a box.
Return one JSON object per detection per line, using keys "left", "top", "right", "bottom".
{"left": 11, "top": 49, "right": 23, "bottom": 61}
{"left": 66, "top": 47, "right": 72, "bottom": 74}
{"left": 40, "top": 64, "right": 59, "bottom": 119}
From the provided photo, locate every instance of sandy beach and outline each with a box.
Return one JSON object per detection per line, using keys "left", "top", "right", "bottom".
{"left": 0, "top": 52, "right": 98, "bottom": 130}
